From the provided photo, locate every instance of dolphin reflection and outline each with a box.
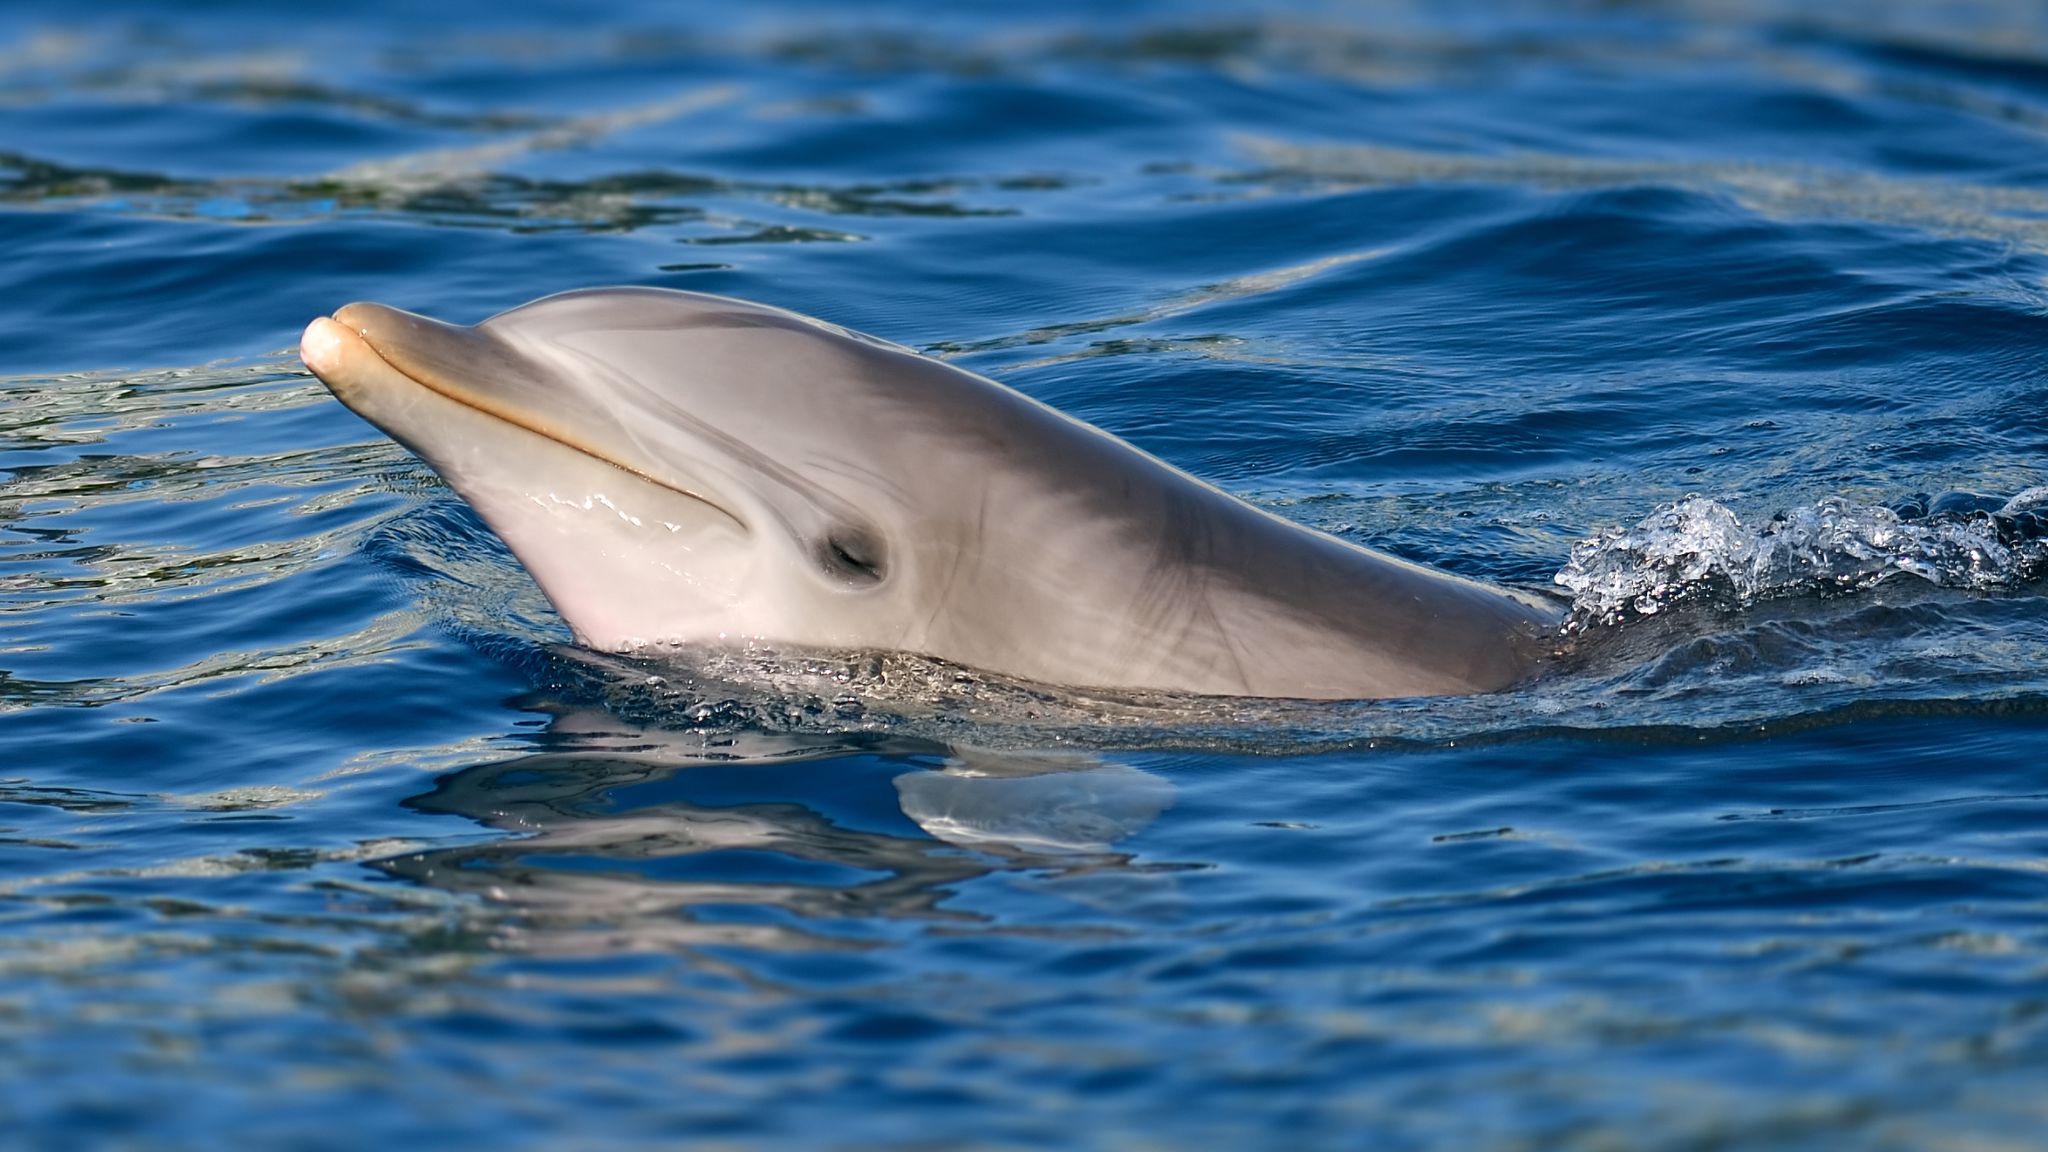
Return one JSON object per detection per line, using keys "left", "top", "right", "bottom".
{"left": 378, "top": 714, "right": 1174, "bottom": 955}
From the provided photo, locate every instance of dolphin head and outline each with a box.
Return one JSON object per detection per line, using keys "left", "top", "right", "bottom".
{"left": 302, "top": 287, "right": 1013, "bottom": 654}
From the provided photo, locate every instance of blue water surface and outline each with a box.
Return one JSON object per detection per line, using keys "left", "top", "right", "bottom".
{"left": 3, "top": 1, "right": 2048, "bottom": 1147}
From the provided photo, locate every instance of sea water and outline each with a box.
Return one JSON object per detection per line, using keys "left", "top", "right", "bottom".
{"left": 3, "top": 2, "right": 2047, "bottom": 1147}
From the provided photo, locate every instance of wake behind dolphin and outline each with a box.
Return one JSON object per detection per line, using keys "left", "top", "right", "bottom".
{"left": 300, "top": 287, "right": 1564, "bottom": 699}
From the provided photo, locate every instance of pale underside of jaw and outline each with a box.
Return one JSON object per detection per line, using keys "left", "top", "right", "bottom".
{"left": 299, "top": 313, "right": 768, "bottom": 650}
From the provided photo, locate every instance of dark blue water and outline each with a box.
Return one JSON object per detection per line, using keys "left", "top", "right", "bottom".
{"left": 5, "top": 2, "right": 2048, "bottom": 1147}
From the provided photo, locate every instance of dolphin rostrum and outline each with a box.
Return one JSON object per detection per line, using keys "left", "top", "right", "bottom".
{"left": 300, "top": 288, "right": 1563, "bottom": 699}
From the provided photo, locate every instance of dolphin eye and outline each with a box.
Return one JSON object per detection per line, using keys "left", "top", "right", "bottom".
{"left": 820, "top": 530, "right": 885, "bottom": 585}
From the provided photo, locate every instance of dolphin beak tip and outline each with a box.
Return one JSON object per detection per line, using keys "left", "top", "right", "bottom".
{"left": 300, "top": 315, "right": 357, "bottom": 379}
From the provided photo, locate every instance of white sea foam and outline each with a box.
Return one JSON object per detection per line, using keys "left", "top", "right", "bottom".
{"left": 1556, "top": 490, "right": 2048, "bottom": 629}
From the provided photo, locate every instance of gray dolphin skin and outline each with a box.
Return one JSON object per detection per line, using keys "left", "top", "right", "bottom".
{"left": 300, "top": 287, "right": 1563, "bottom": 699}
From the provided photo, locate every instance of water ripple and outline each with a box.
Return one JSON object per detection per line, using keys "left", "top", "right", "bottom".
{"left": 5, "top": 3, "right": 2048, "bottom": 1147}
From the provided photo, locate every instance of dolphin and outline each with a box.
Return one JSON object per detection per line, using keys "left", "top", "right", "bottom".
{"left": 299, "top": 287, "right": 1562, "bottom": 699}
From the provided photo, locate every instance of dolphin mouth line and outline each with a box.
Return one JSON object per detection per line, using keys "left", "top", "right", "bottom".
{"left": 336, "top": 313, "right": 749, "bottom": 533}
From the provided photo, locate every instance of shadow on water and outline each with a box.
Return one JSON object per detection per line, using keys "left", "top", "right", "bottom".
{"left": 380, "top": 705, "right": 1176, "bottom": 957}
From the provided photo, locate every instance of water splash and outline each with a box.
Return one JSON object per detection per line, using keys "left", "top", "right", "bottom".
{"left": 1557, "top": 488, "right": 2048, "bottom": 628}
